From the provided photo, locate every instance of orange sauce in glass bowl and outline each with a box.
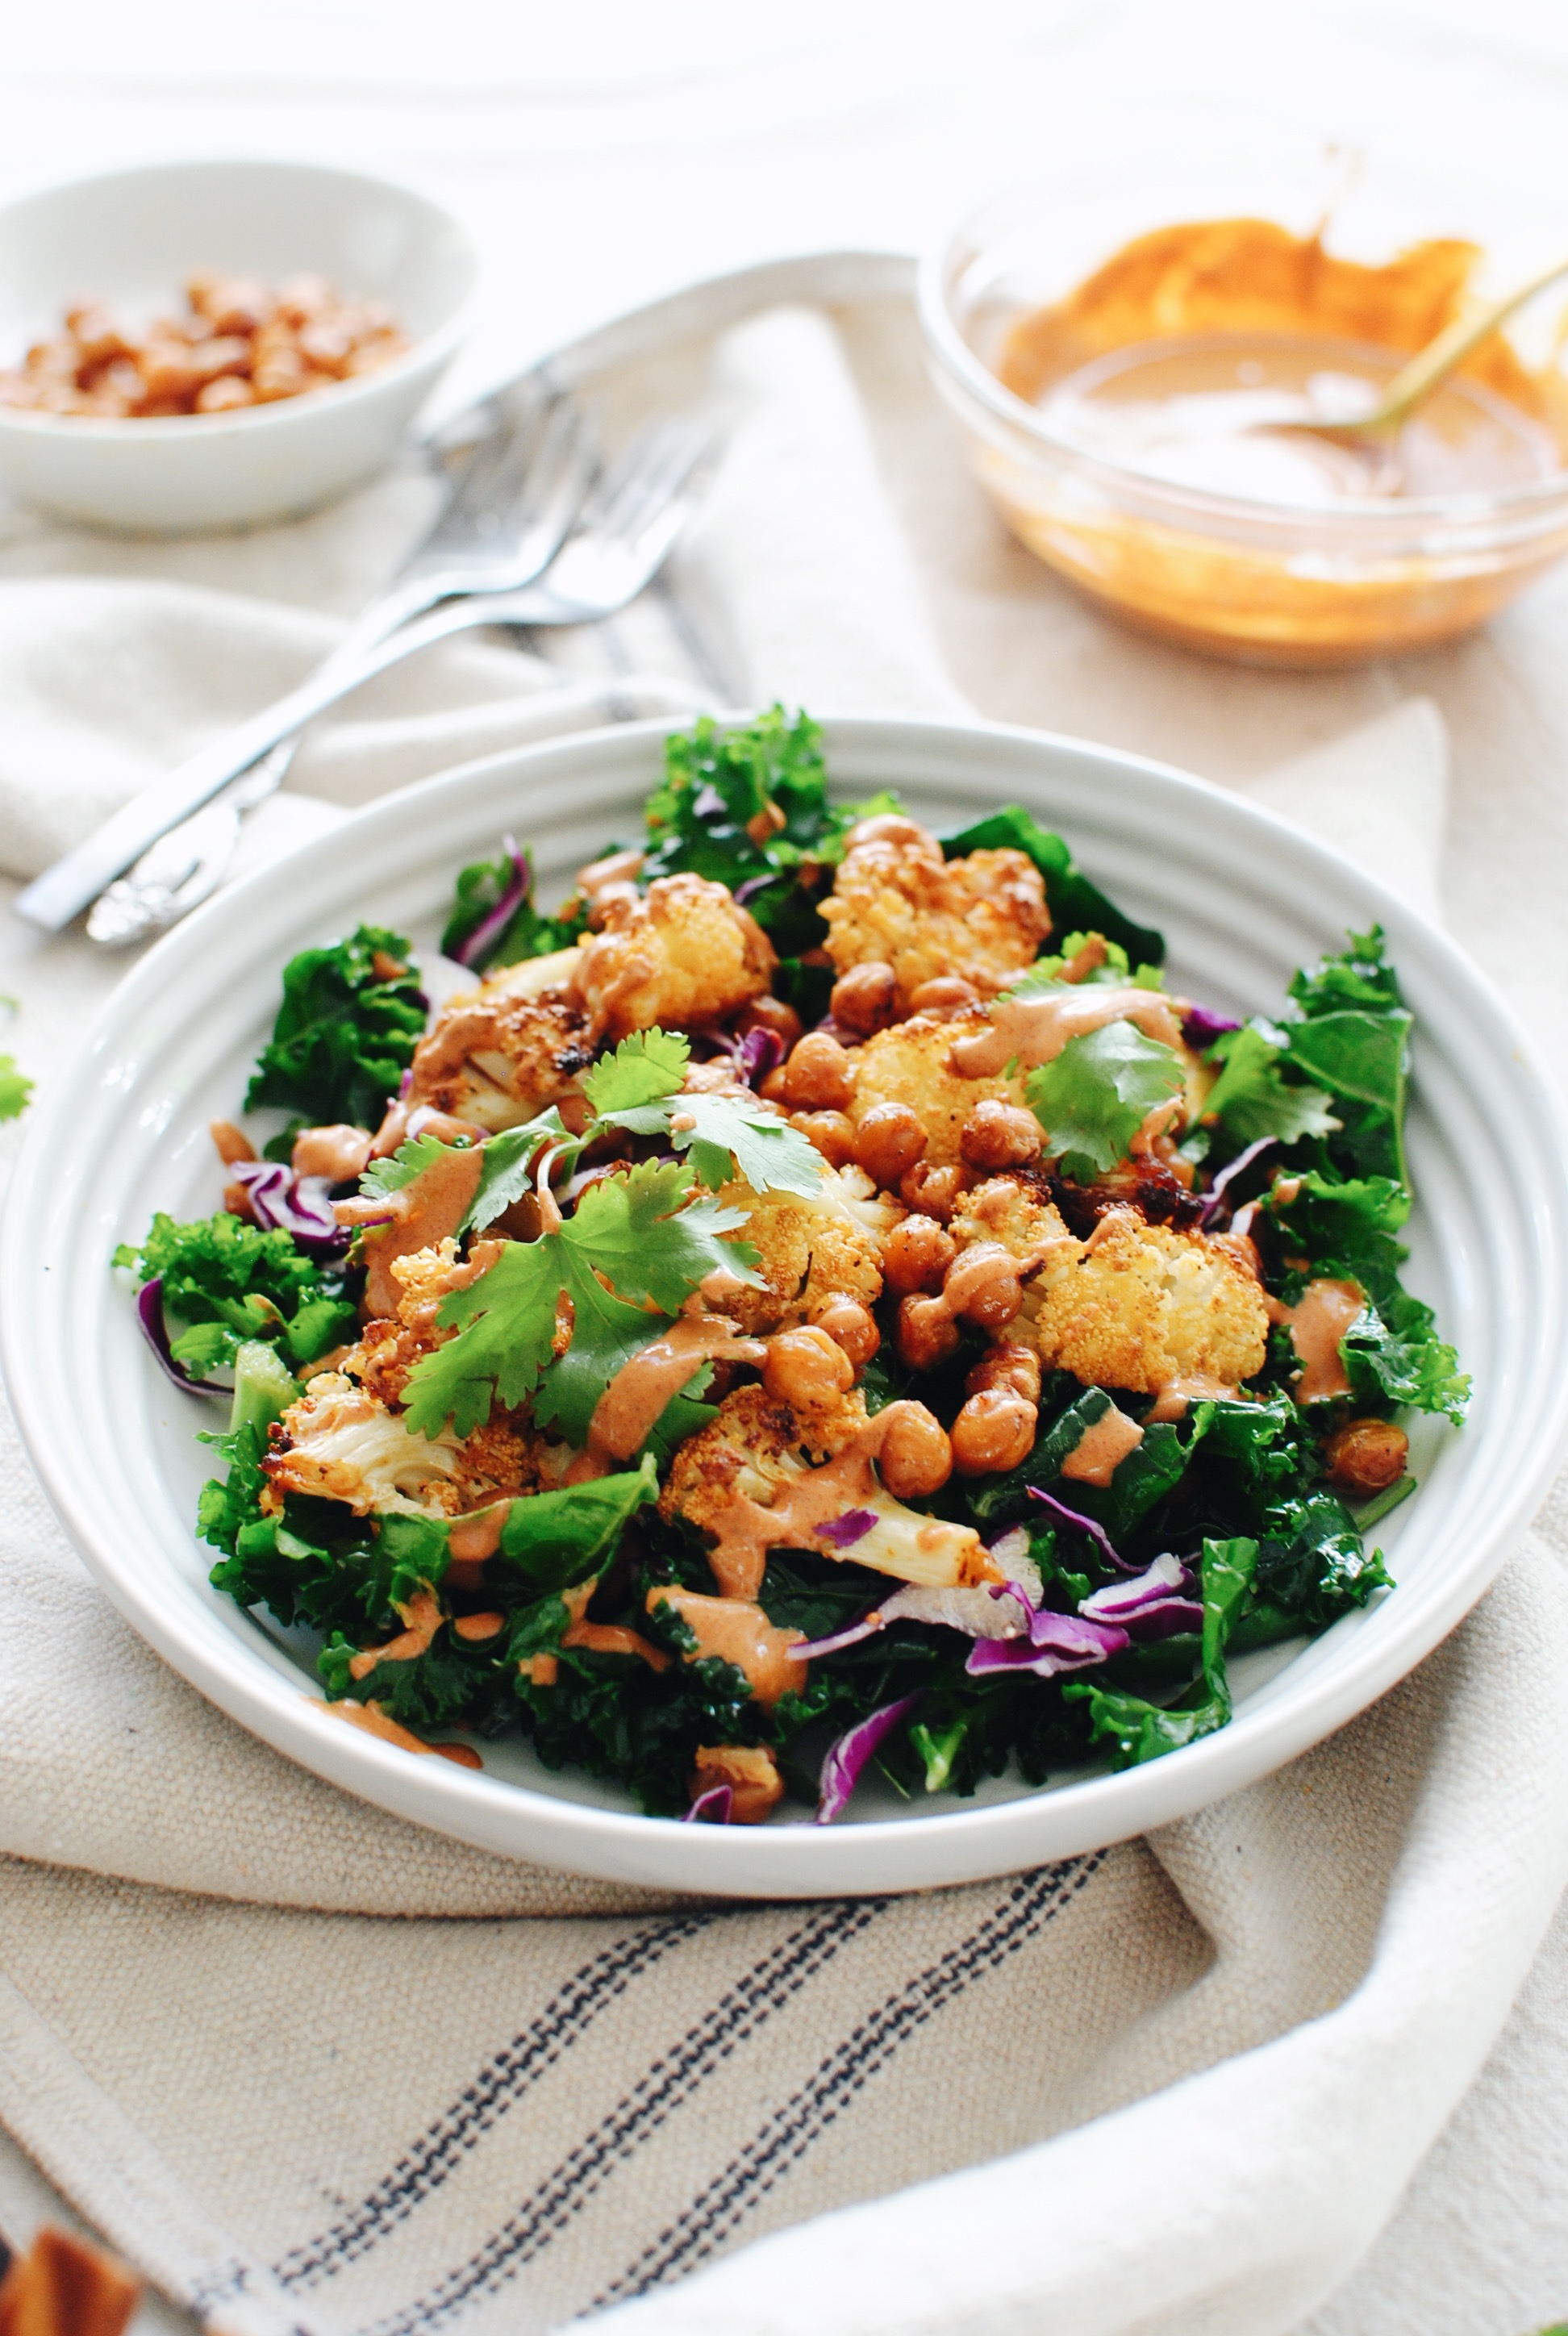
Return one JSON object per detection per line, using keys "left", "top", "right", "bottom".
{"left": 952, "top": 217, "right": 1568, "bottom": 666}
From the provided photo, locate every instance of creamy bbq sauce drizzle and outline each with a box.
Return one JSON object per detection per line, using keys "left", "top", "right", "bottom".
{"left": 1145, "top": 1375, "right": 1240, "bottom": 1424}
{"left": 648, "top": 1587, "right": 806, "bottom": 1704}
{"left": 341, "top": 1145, "right": 487, "bottom": 1317}
{"left": 573, "top": 1316, "right": 769, "bottom": 1483}
{"left": 950, "top": 986, "right": 1188, "bottom": 1078}
{"left": 1267, "top": 1277, "right": 1364, "bottom": 1402}
{"left": 697, "top": 1401, "right": 988, "bottom": 1602}
{"left": 323, "top": 1696, "right": 483, "bottom": 1768}
{"left": 348, "top": 1587, "right": 442, "bottom": 1681}
{"left": 1061, "top": 1405, "right": 1145, "bottom": 1486}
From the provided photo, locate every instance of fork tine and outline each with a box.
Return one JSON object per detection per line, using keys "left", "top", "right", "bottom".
{"left": 611, "top": 422, "right": 713, "bottom": 552}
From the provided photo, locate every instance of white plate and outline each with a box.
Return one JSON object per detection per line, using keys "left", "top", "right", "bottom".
{"left": 6, "top": 715, "right": 1566, "bottom": 1898}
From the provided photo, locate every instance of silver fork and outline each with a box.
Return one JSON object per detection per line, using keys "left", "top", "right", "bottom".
{"left": 19, "top": 391, "right": 597, "bottom": 938}
{"left": 84, "top": 417, "right": 713, "bottom": 945}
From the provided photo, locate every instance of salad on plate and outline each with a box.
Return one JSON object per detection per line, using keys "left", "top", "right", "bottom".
{"left": 115, "top": 709, "right": 1467, "bottom": 1825}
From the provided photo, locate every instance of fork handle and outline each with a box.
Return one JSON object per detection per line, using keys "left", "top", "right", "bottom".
{"left": 14, "top": 596, "right": 490, "bottom": 933}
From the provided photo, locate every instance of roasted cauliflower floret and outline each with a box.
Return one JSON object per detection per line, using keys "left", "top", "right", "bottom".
{"left": 573, "top": 870, "right": 776, "bottom": 1041}
{"left": 341, "top": 1237, "right": 498, "bottom": 1403}
{"left": 407, "top": 949, "right": 594, "bottom": 1133}
{"left": 264, "top": 1384, "right": 462, "bottom": 1516}
{"left": 710, "top": 1166, "right": 886, "bottom": 1333}
{"left": 660, "top": 1386, "right": 986, "bottom": 1592}
{"left": 1025, "top": 1212, "right": 1269, "bottom": 1395}
{"left": 819, "top": 815, "right": 1050, "bottom": 1008}
{"left": 951, "top": 1175, "right": 1076, "bottom": 1266}
{"left": 849, "top": 1013, "right": 1026, "bottom": 1166}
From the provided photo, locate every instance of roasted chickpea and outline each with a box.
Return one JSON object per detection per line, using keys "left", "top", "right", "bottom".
{"left": 853, "top": 1100, "right": 928, "bottom": 1190}
{"left": 759, "top": 1066, "right": 793, "bottom": 1105}
{"left": 811, "top": 1296, "right": 881, "bottom": 1369}
{"left": 1324, "top": 1416, "right": 1408, "bottom": 1497}
{"left": 899, "top": 1161, "right": 970, "bottom": 1222}
{"left": 941, "top": 1242, "right": 1024, "bottom": 1331}
{"left": 792, "top": 1109, "right": 857, "bottom": 1168}
{"left": 736, "top": 995, "right": 803, "bottom": 1049}
{"left": 878, "top": 1403, "right": 954, "bottom": 1499}
{"left": 882, "top": 1214, "right": 957, "bottom": 1294}
{"left": 896, "top": 1293, "right": 961, "bottom": 1371}
{"left": 960, "top": 1098, "right": 1043, "bottom": 1171}
{"left": 906, "top": 975, "right": 982, "bottom": 1018}
{"left": 782, "top": 1031, "right": 855, "bottom": 1112}
{"left": 951, "top": 1389, "right": 1038, "bottom": 1476}
{"left": 765, "top": 1325, "right": 855, "bottom": 1409}
{"left": 830, "top": 961, "right": 899, "bottom": 1037}
{"left": 966, "top": 1341, "right": 1042, "bottom": 1403}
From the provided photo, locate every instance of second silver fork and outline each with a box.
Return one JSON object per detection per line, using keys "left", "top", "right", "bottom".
{"left": 85, "top": 415, "right": 713, "bottom": 946}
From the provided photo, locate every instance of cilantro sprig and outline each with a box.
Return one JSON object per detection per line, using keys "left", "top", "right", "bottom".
{"left": 385, "top": 1026, "right": 824, "bottom": 1441}
{"left": 401, "top": 1159, "right": 757, "bottom": 1441}
{"left": 1027, "top": 1020, "right": 1186, "bottom": 1178}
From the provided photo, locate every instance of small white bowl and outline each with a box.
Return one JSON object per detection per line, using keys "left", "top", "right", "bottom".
{"left": 0, "top": 158, "right": 481, "bottom": 536}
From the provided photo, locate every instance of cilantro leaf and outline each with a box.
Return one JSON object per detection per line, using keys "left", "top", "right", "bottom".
{"left": 465, "top": 1113, "right": 574, "bottom": 1232}
{"left": 359, "top": 1131, "right": 471, "bottom": 1199}
{"left": 582, "top": 1030, "right": 690, "bottom": 1115}
{"left": 0, "top": 1053, "right": 31, "bottom": 1120}
{"left": 586, "top": 1029, "right": 824, "bottom": 1196}
{"left": 1202, "top": 1020, "right": 1340, "bottom": 1148}
{"left": 1026, "top": 1020, "right": 1186, "bottom": 1177}
{"left": 400, "top": 1161, "right": 757, "bottom": 1442}
{"left": 246, "top": 924, "right": 427, "bottom": 1131}
{"left": 676, "top": 1095, "right": 824, "bottom": 1196}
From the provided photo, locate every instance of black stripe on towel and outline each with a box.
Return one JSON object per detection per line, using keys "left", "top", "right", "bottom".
{"left": 594, "top": 1854, "right": 1103, "bottom": 2307}
{"left": 351, "top": 1895, "right": 892, "bottom": 2336}
{"left": 277, "top": 1910, "right": 712, "bottom": 2289}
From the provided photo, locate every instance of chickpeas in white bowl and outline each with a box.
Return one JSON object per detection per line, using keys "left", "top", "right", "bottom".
{"left": 0, "top": 158, "right": 481, "bottom": 535}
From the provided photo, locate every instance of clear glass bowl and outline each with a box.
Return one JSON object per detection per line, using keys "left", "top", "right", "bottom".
{"left": 920, "top": 120, "right": 1568, "bottom": 667}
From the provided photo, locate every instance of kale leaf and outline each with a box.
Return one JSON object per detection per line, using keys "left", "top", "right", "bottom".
{"left": 440, "top": 837, "right": 589, "bottom": 972}
{"left": 246, "top": 923, "right": 427, "bottom": 1132}
{"left": 1201, "top": 1020, "right": 1339, "bottom": 1149}
{"left": 1068, "top": 1534, "right": 1259, "bottom": 1765}
{"left": 114, "top": 1208, "right": 357, "bottom": 1372}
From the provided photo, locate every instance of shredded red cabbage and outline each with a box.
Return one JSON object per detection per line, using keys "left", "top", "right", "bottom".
{"left": 454, "top": 835, "right": 530, "bottom": 970}
{"left": 965, "top": 1609, "right": 1128, "bottom": 1678}
{"left": 815, "top": 1508, "right": 878, "bottom": 1549}
{"left": 1200, "top": 1135, "right": 1276, "bottom": 1228}
{"left": 135, "top": 1278, "right": 228, "bottom": 1398}
{"left": 229, "top": 1161, "right": 349, "bottom": 1258}
{"left": 682, "top": 1784, "right": 733, "bottom": 1825}
{"left": 1183, "top": 1004, "right": 1243, "bottom": 1048}
{"left": 1079, "top": 1554, "right": 1203, "bottom": 1641}
{"left": 1026, "top": 1484, "right": 1135, "bottom": 1572}
{"left": 792, "top": 1608, "right": 886, "bottom": 1659}
{"left": 736, "top": 1025, "right": 785, "bottom": 1087}
{"left": 815, "top": 1691, "right": 923, "bottom": 1824}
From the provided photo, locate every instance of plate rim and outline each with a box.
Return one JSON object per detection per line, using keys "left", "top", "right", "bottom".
{"left": 8, "top": 707, "right": 1567, "bottom": 1898}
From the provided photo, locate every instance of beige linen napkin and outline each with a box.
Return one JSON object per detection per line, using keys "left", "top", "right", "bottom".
{"left": 0, "top": 302, "right": 1558, "bottom": 2336}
